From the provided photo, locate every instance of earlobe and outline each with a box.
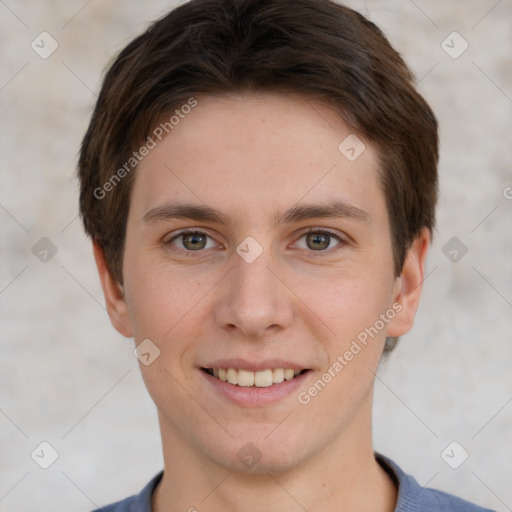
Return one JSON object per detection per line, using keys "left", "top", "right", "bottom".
{"left": 386, "top": 228, "right": 431, "bottom": 338}
{"left": 92, "top": 242, "right": 133, "bottom": 338}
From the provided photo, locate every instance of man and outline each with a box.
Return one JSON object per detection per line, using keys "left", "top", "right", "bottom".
{"left": 78, "top": 0, "right": 494, "bottom": 510}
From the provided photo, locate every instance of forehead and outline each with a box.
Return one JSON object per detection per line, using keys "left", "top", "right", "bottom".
{"left": 130, "top": 92, "right": 385, "bottom": 227}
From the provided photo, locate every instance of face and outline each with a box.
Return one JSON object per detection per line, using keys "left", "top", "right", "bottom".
{"left": 96, "top": 92, "right": 427, "bottom": 474}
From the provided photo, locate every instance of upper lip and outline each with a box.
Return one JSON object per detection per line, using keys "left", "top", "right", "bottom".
{"left": 201, "top": 358, "right": 309, "bottom": 372}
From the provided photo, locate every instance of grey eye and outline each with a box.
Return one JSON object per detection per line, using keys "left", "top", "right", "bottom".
{"left": 306, "top": 232, "right": 331, "bottom": 250}
{"left": 166, "top": 231, "right": 217, "bottom": 251}
{"left": 181, "top": 232, "right": 208, "bottom": 250}
{"left": 295, "top": 230, "right": 342, "bottom": 251}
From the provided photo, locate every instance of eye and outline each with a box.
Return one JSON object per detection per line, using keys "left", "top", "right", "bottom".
{"left": 294, "top": 228, "right": 344, "bottom": 252}
{"left": 163, "top": 227, "right": 346, "bottom": 254}
{"left": 163, "top": 229, "right": 218, "bottom": 252}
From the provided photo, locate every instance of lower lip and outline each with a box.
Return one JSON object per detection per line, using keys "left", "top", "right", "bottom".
{"left": 200, "top": 369, "right": 311, "bottom": 406}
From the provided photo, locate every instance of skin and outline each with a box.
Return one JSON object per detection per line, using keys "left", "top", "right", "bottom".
{"left": 94, "top": 91, "right": 429, "bottom": 511}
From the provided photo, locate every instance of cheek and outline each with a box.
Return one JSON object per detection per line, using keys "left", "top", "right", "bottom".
{"left": 294, "top": 273, "right": 391, "bottom": 419}
{"left": 297, "top": 270, "right": 393, "bottom": 344}
{"left": 123, "top": 257, "right": 209, "bottom": 366}
{"left": 123, "top": 250, "right": 192, "bottom": 335}
{"left": 123, "top": 266, "right": 206, "bottom": 398}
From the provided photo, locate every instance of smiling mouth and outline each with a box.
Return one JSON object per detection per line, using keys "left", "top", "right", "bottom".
{"left": 201, "top": 367, "right": 309, "bottom": 387}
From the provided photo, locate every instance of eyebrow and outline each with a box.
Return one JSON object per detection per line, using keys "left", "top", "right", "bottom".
{"left": 142, "top": 200, "right": 371, "bottom": 227}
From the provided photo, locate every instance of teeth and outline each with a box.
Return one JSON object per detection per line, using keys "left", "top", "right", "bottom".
{"left": 273, "top": 368, "right": 284, "bottom": 383}
{"left": 208, "top": 368, "right": 304, "bottom": 387}
{"left": 226, "top": 368, "right": 239, "bottom": 385}
{"left": 237, "top": 369, "right": 254, "bottom": 386}
{"left": 254, "top": 369, "right": 273, "bottom": 387}
{"left": 284, "top": 369, "right": 295, "bottom": 380}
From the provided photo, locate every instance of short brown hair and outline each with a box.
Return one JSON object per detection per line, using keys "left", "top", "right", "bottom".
{"left": 78, "top": 0, "right": 438, "bottom": 352}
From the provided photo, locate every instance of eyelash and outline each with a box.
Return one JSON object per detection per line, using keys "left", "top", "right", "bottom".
{"left": 163, "top": 227, "right": 346, "bottom": 255}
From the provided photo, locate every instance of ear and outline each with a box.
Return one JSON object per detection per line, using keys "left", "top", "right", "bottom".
{"left": 386, "top": 228, "right": 430, "bottom": 338}
{"left": 92, "top": 241, "right": 133, "bottom": 338}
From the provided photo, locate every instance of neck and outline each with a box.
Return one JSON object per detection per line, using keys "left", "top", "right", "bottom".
{"left": 152, "top": 404, "right": 397, "bottom": 512}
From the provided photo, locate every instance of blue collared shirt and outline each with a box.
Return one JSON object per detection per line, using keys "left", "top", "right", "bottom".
{"left": 92, "top": 454, "right": 496, "bottom": 511}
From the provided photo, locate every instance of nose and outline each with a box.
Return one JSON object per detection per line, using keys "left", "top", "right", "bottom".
{"left": 213, "top": 246, "right": 294, "bottom": 340}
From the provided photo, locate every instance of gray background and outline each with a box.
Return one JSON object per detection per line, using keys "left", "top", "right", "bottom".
{"left": 1, "top": 1, "right": 511, "bottom": 511}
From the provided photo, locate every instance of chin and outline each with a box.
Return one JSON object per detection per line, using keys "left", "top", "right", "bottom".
{"left": 204, "top": 433, "right": 308, "bottom": 475}
{"left": 223, "top": 452, "right": 305, "bottom": 475}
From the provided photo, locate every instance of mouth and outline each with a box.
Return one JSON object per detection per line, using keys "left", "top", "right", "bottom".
{"left": 201, "top": 367, "right": 310, "bottom": 387}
